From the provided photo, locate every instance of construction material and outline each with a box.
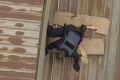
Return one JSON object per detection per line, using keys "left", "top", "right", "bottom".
{"left": 53, "top": 11, "right": 110, "bottom": 35}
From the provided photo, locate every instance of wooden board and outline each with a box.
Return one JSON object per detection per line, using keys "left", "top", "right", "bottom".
{"left": 0, "top": 0, "right": 44, "bottom": 80}
{"left": 53, "top": 11, "right": 110, "bottom": 35}
{"left": 78, "top": 38, "right": 104, "bottom": 55}
{"left": 42, "top": 0, "right": 120, "bottom": 80}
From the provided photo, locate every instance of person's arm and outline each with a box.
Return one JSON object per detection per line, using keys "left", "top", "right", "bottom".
{"left": 47, "top": 25, "right": 65, "bottom": 37}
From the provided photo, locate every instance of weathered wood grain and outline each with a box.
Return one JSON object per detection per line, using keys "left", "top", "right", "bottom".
{"left": 115, "top": 29, "right": 120, "bottom": 80}
{"left": 43, "top": 0, "right": 58, "bottom": 80}
{"left": 0, "top": 44, "right": 38, "bottom": 55}
{"left": 0, "top": 2, "right": 42, "bottom": 15}
{"left": 36, "top": 0, "right": 52, "bottom": 80}
{"left": 0, "top": 18, "right": 40, "bottom": 31}
{"left": 0, "top": 11, "right": 41, "bottom": 21}
{"left": 42, "top": 0, "right": 120, "bottom": 80}
{"left": 0, "top": 53, "right": 37, "bottom": 63}
{"left": 0, "top": 60, "right": 36, "bottom": 70}
{"left": 0, "top": 76, "right": 34, "bottom": 80}
{"left": 6, "top": 36, "right": 38, "bottom": 46}
{"left": 61, "top": 58, "right": 72, "bottom": 80}
{"left": 51, "top": 54, "right": 63, "bottom": 80}
{"left": 70, "top": 60, "right": 79, "bottom": 80}
{"left": 87, "top": 56, "right": 98, "bottom": 80}
{"left": 79, "top": 63, "right": 88, "bottom": 80}
{"left": 0, "top": 0, "right": 44, "bottom": 5}
{"left": 0, "top": 70, "right": 35, "bottom": 79}
{"left": 0, "top": 27, "right": 40, "bottom": 39}
{"left": 0, "top": 0, "right": 44, "bottom": 80}
{"left": 104, "top": 0, "right": 120, "bottom": 80}
{"left": 0, "top": 36, "right": 38, "bottom": 47}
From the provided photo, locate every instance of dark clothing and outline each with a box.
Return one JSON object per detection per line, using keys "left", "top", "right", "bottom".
{"left": 46, "top": 24, "right": 86, "bottom": 71}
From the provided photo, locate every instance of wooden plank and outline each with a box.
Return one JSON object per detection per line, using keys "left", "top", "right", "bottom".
{"left": 43, "top": 0, "right": 58, "bottom": 80}
{"left": 50, "top": 0, "right": 69, "bottom": 80}
{"left": 87, "top": 56, "right": 98, "bottom": 80}
{"left": 95, "top": 0, "right": 107, "bottom": 80}
{"left": 0, "top": 18, "right": 40, "bottom": 31}
{"left": 0, "top": 60, "right": 36, "bottom": 70}
{"left": 79, "top": 38, "right": 104, "bottom": 55}
{"left": 36, "top": 0, "right": 52, "bottom": 80}
{"left": 43, "top": 55, "right": 53, "bottom": 80}
{"left": 0, "top": 70, "right": 35, "bottom": 79}
{"left": 70, "top": 60, "right": 79, "bottom": 80}
{"left": 79, "top": 0, "right": 89, "bottom": 80}
{"left": 68, "top": 0, "right": 78, "bottom": 13}
{"left": 53, "top": 11, "right": 110, "bottom": 35}
{"left": 0, "top": 44, "right": 38, "bottom": 55}
{"left": 104, "top": 0, "right": 120, "bottom": 80}
{"left": 0, "top": 11, "right": 41, "bottom": 21}
{"left": 0, "top": 53, "right": 37, "bottom": 63}
{"left": 0, "top": 0, "right": 44, "bottom": 5}
{"left": 96, "top": 57, "right": 104, "bottom": 80}
{"left": 61, "top": 58, "right": 72, "bottom": 80}
{"left": 59, "top": 0, "right": 69, "bottom": 12}
{"left": 51, "top": 55, "right": 63, "bottom": 80}
{"left": 0, "top": 28, "right": 39, "bottom": 39}
{"left": 0, "top": 2, "right": 43, "bottom": 15}
{"left": 0, "top": 36, "right": 38, "bottom": 47}
{"left": 86, "top": 0, "right": 99, "bottom": 80}
{"left": 79, "top": 63, "right": 88, "bottom": 80}
{"left": 115, "top": 30, "right": 120, "bottom": 80}
{"left": 0, "top": 76, "right": 33, "bottom": 80}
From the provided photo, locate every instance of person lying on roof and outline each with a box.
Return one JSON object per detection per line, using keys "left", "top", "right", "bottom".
{"left": 46, "top": 24, "right": 86, "bottom": 71}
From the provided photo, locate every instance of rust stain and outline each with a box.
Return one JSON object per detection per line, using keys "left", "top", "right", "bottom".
{"left": 0, "top": 11, "right": 41, "bottom": 21}
{"left": 17, "top": 8, "right": 27, "bottom": 12}
{"left": 0, "top": 38, "right": 3, "bottom": 41}
{"left": 16, "top": 31, "right": 24, "bottom": 36}
{"left": 0, "top": 47, "right": 8, "bottom": 51}
{"left": 15, "top": 23, "right": 24, "bottom": 27}
{"left": 0, "top": 70, "right": 35, "bottom": 79}
{"left": 8, "top": 36, "right": 24, "bottom": 45}
{"left": 11, "top": 47, "right": 26, "bottom": 53}
{"left": 8, "top": 55, "right": 37, "bottom": 62}
{"left": 8, "top": 55, "right": 21, "bottom": 61}
{"left": 0, "top": 29, "right": 3, "bottom": 34}
{"left": 0, "top": 6, "right": 13, "bottom": 11}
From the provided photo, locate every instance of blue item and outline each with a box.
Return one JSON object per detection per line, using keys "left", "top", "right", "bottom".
{"left": 59, "top": 31, "right": 81, "bottom": 56}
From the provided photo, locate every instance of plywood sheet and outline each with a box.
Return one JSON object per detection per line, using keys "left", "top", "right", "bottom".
{"left": 78, "top": 38, "right": 104, "bottom": 55}
{"left": 53, "top": 11, "right": 110, "bottom": 35}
